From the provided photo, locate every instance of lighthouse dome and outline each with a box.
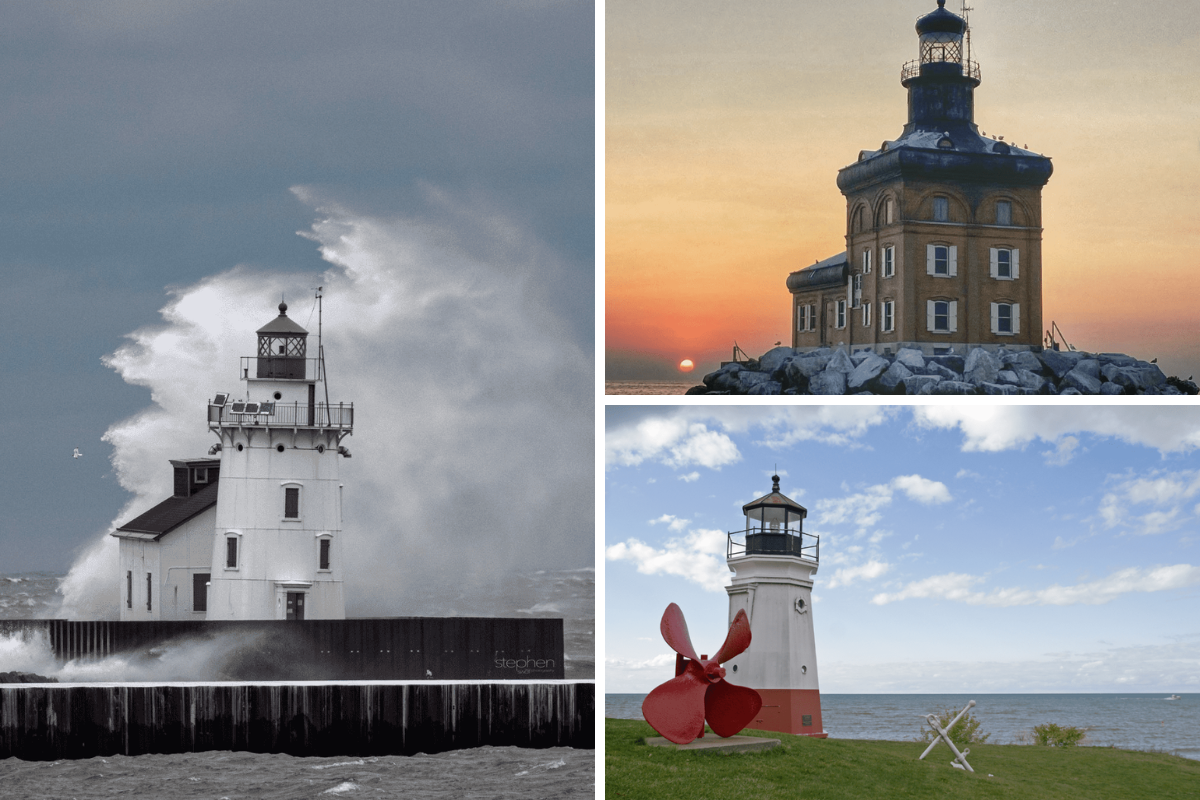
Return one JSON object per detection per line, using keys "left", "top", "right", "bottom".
{"left": 915, "top": 0, "right": 965, "bottom": 36}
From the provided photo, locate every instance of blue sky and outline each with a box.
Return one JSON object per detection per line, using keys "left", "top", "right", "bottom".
{"left": 605, "top": 405, "right": 1200, "bottom": 693}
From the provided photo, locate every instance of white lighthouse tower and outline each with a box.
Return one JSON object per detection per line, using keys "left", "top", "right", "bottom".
{"left": 204, "top": 300, "right": 353, "bottom": 620}
{"left": 723, "top": 474, "right": 826, "bottom": 737}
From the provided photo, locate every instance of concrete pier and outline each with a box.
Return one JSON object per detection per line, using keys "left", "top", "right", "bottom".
{"left": 0, "top": 618, "right": 565, "bottom": 680}
{"left": 0, "top": 680, "right": 593, "bottom": 760}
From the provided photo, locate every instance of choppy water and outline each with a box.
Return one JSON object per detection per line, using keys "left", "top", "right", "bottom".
{"left": 605, "top": 380, "right": 695, "bottom": 396}
{"left": 0, "top": 747, "right": 593, "bottom": 799}
{"left": 607, "top": 693, "right": 1200, "bottom": 761}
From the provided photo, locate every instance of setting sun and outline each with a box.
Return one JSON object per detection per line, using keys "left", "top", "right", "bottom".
{"left": 678, "top": 359, "right": 694, "bottom": 372}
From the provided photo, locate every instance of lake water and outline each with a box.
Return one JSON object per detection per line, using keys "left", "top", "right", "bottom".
{"left": 605, "top": 380, "right": 696, "bottom": 396}
{"left": 607, "top": 693, "right": 1200, "bottom": 761}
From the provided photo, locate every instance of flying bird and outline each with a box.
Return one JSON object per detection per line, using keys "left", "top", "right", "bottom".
{"left": 72, "top": 448, "right": 83, "bottom": 459}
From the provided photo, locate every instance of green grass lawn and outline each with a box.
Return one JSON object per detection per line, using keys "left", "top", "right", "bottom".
{"left": 605, "top": 718, "right": 1200, "bottom": 799}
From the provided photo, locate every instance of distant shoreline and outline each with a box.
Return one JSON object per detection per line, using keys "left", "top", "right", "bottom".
{"left": 606, "top": 380, "right": 694, "bottom": 396}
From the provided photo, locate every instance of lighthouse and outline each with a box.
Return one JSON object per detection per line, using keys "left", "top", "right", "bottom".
{"left": 723, "top": 474, "right": 826, "bottom": 737}
{"left": 204, "top": 301, "right": 353, "bottom": 620}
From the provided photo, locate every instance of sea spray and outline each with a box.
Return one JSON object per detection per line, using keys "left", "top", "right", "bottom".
{"left": 56, "top": 189, "right": 592, "bottom": 621}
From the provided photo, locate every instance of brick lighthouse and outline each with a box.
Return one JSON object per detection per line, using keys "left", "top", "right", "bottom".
{"left": 204, "top": 300, "right": 354, "bottom": 620}
{"left": 723, "top": 474, "right": 826, "bottom": 737}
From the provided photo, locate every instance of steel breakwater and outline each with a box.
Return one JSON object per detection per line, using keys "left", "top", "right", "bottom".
{"left": 0, "top": 680, "right": 593, "bottom": 760}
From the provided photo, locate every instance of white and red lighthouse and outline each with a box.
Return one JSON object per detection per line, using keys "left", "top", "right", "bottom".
{"left": 723, "top": 474, "right": 826, "bottom": 737}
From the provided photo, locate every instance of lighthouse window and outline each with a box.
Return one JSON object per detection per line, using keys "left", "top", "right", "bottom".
{"left": 996, "top": 200, "right": 1013, "bottom": 226}
{"left": 991, "top": 302, "right": 1020, "bottom": 335}
{"left": 146, "top": 573, "right": 152, "bottom": 611}
{"left": 990, "top": 247, "right": 1019, "bottom": 280}
{"left": 882, "top": 245, "right": 895, "bottom": 278}
{"left": 226, "top": 536, "right": 238, "bottom": 569}
{"left": 932, "top": 196, "right": 949, "bottom": 222}
{"left": 126, "top": 571, "right": 132, "bottom": 609}
{"left": 933, "top": 246, "right": 948, "bottom": 275}
{"left": 927, "top": 299, "right": 958, "bottom": 333}
{"left": 927, "top": 244, "right": 957, "bottom": 276}
{"left": 881, "top": 300, "right": 895, "bottom": 333}
{"left": 835, "top": 300, "right": 846, "bottom": 329}
{"left": 285, "top": 487, "right": 300, "bottom": 518}
{"left": 319, "top": 539, "right": 331, "bottom": 571}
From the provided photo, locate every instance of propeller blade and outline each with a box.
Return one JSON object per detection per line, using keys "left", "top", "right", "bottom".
{"left": 703, "top": 679, "right": 763, "bottom": 738}
{"left": 712, "top": 609, "right": 752, "bottom": 663}
{"left": 659, "top": 602, "right": 701, "bottom": 662}
{"left": 642, "top": 666, "right": 710, "bottom": 744}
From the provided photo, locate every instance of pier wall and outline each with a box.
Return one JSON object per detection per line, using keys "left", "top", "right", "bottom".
{"left": 0, "top": 618, "right": 563, "bottom": 680}
{"left": 0, "top": 681, "right": 594, "bottom": 760}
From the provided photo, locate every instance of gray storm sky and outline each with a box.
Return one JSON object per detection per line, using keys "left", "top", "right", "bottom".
{"left": 0, "top": 1, "right": 594, "bottom": 572}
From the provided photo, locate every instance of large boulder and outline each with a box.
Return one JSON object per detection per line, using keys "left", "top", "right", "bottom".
{"left": 758, "top": 346, "right": 796, "bottom": 375}
{"left": 848, "top": 352, "right": 891, "bottom": 390}
{"left": 933, "top": 380, "right": 978, "bottom": 395}
{"left": 979, "top": 381, "right": 1018, "bottom": 395}
{"left": 787, "top": 352, "right": 832, "bottom": 381}
{"left": 895, "top": 348, "right": 926, "bottom": 372}
{"left": 735, "top": 369, "right": 773, "bottom": 392}
{"left": 748, "top": 381, "right": 783, "bottom": 395}
{"left": 702, "top": 362, "right": 740, "bottom": 389}
{"left": 928, "top": 354, "right": 965, "bottom": 375}
{"left": 809, "top": 368, "right": 847, "bottom": 395}
{"left": 878, "top": 361, "right": 914, "bottom": 393}
{"left": 1040, "top": 349, "right": 1083, "bottom": 378}
{"left": 1003, "top": 350, "right": 1043, "bottom": 373}
{"left": 1060, "top": 367, "right": 1102, "bottom": 394}
{"left": 925, "top": 361, "right": 962, "bottom": 381}
{"left": 825, "top": 348, "right": 855, "bottom": 374}
{"left": 906, "top": 375, "right": 943, "bottom": 394}
{"left": 964, "top": 348, "right": 1000, "bottom": 385}
{"left": 1014, "top": 368, "right": 1047, "bottom": 392}
{"left": 1074, "top": 358, "right": 1101, "bottom": 379}
{"left": 1099, "top": 382, "right": 1125, "bottom": 395}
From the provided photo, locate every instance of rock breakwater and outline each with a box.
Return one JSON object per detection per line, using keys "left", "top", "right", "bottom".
{"left": 690, "top": 347, "right": 1199, "bottom": 396}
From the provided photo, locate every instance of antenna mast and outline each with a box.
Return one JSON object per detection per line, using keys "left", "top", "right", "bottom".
{"left": 315, "top": 285, "right": 331, "bottom": 426}
{"left": 962, "top": 1, "right": 974, "bottom": 70}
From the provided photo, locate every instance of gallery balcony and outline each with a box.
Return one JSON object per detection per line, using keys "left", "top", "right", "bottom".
{"left": 727, "top": 527, "right": 819, "bottom": 562}
{"left": 207, "top": 400, "right": 354, "bottom": 433}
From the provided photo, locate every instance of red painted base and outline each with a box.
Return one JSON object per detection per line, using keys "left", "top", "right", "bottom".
{"left": 748, "top": 688, "right": 827, "bottom": 737}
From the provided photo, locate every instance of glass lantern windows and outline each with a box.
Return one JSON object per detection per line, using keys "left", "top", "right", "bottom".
{"left": 920, "top": 31, "right": 963, "bottom": 64}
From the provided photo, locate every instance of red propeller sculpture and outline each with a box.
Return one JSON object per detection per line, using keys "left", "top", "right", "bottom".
{"left": 641, "top": 603, "right": 762, "bottom": 744}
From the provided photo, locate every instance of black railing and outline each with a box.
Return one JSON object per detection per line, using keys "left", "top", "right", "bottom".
{"left": 208, "top": 401, "right": 354, "bottom": 430}
{"left": 727, "top": 527, "right": 819, "bottom": 562}
{"left": 901, "top": 58, "right": 980, "bottom": 82}
{"left": 240, "top": 356, "right": 322, "bottom": 381}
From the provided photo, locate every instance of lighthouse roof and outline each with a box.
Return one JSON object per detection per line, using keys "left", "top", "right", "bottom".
{"left": 743, "top": 475, "right": 807, "bottom": 517}
{"left": 112, "top": 481, "right": 218, "bottom": 541}
{"left": 256, "top": 302, "right": 308, "bottom": 335}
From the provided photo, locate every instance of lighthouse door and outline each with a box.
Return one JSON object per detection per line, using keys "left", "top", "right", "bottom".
{"left": 286, "top": 592, "right": 305, "bottom": 620}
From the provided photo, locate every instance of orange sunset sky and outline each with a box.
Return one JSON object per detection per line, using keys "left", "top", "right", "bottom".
{"left": 606, "top": 0, "right": 1200, "bottom": 382}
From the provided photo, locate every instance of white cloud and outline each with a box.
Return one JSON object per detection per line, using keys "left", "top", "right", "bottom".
{"left": 648, "top": 514, "right": 691, "bottom": 533}
{"left": 605, "top": 419, "right": 740, "bottom": 470}
{"left": 815, "top": 474, "right": 950, "bottom": 534}
{"left": 892, "top": 474, "right": 952, "bottom": 505}
{"left": 605, "top": 407, "right": 893, "bottom": 472}
{"left": 955, "top": 469, "right": 981, "bottom": 480}
{"left": 1042, "top": 435, "right": 1080, "bottom": 466}
{"left": 913, "top": 406, "right": 1200, "bottom": 455}
{"left": 678, "top": 471, "right": 701, "bottom": 483}
{"left": 1098, "top": 469, "right": 1200, "bottom": 535}
{"left": 606, "top": 528, "right": 731, "bottom": 592}
{"left": 872, "top": 564, "right": 1200, "bottom": 607}
{"left": 827, "top": 559, "right": 890, "bottom": 588}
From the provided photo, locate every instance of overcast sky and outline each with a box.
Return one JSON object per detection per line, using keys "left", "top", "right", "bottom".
{"left": 0, "top": 1, "right": 594, "bottom": 580}
{"left": 606, "top": 405, "right": 1200, "bottom": 693}
{"left": 607, "top": 0, "right": 1200, "bottom": 380}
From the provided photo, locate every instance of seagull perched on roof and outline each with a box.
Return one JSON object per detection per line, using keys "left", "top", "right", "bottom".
{"left": 72, "top": 448, "right": 83, "bottom": 459}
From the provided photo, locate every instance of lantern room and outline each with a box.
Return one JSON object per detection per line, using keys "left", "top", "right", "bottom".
{"left": 730, "top": 475, "right": 819, "bottom": 561}
{"left": 255, "top": 302, "right": 309, "bottom": 379}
